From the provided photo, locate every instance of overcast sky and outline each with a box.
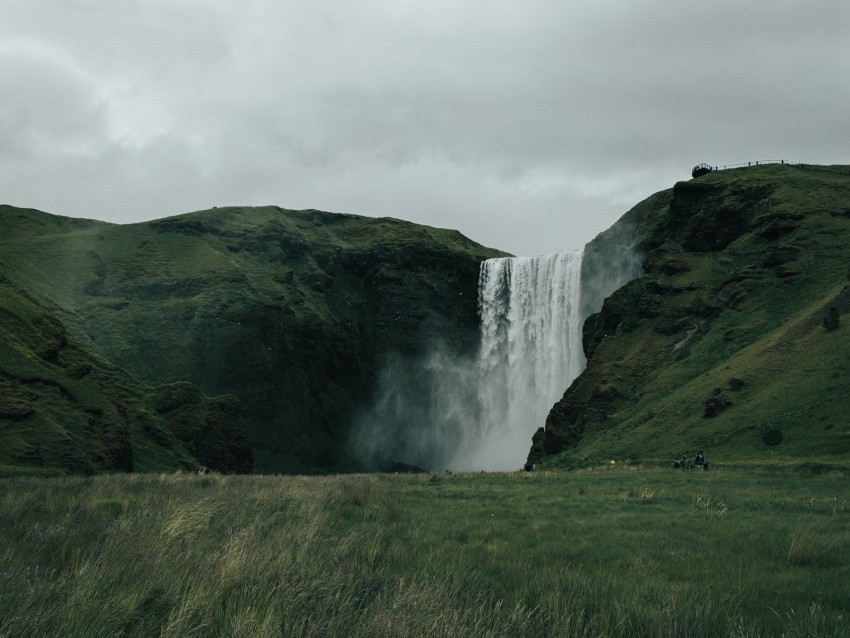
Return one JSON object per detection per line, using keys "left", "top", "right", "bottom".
{"left": 2, "top": 1, "right": 848, "bottom": 255}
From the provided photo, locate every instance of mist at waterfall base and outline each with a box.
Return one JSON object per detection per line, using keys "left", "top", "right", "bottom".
{"left": 351, "top": 251, "right": 586, "bottom": 472}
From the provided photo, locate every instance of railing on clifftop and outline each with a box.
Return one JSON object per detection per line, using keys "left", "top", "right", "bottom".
{"left": 691, "top": 161, "right": 850, "bottom": 179}
{"left": 691, "top": 159, "right": 802, "bottom": 178}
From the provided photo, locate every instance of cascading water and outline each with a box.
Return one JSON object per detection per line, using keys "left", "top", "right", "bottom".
{"left": 351, "top": 250, "right": 587, "bottom": 472}
{"left": 458, "top": 251, "right": 585, "bottom": 470}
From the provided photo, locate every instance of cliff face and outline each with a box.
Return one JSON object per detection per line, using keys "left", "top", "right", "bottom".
{"left": 0, "top": 279, "right": 253, "bottom": 475}
{"left": 0, "top": 205, "right": 505, "bottom": 474}
{"left": 532, "top": 164, "right": 850, "bottom": 468}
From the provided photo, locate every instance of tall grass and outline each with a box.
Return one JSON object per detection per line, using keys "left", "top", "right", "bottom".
{"left": 0, "top": 468, "right": 847, "bottom": 637}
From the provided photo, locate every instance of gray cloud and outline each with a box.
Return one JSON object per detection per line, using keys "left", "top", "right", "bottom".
{"left": 2, "top": 0, "right": 848, "bottom": 255}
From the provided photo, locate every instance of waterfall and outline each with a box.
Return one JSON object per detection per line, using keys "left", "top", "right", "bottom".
{"left": 351, "top": 250, "right": 587, "bottom": 472}
{"left": 460, "top": 251, "right": 585, "bottom": 470}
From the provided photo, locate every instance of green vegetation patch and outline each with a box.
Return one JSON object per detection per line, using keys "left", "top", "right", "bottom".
{"left": 0, "top": 468, "right": 847, "bottom": 637}
{"left": 542, "top": 164, "right": 850, "bottom": 470}
{"left": 0, "top": 204, "right": 506, "bottom": 474}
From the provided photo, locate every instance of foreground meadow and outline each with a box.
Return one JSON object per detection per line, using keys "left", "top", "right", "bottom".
{"left": 0, "top": 467, "right": 848, "bottom": 637}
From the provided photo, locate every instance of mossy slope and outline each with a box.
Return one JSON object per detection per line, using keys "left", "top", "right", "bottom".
{"left": 534, "top": 164, "right": 850, "bottom": 468}
{"left": 0, "top": 279, "right": 252, "bottom": 476}
{"left": 0, "top": 205, "right": 505, "bottom": 473}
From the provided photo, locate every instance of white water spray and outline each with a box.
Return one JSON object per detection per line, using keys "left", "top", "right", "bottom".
{"left": 352, "top": 250, "right": 587, "bottom": 472}
{"left": 461, "top": 251, "right": 585, "bottom": 470}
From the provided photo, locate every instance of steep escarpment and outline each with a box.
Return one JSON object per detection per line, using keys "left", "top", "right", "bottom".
{"left": 0, "top": 205, "right": 505, "bottom": 473}
{"left": 0, "top": 279, "right": 252, "bottom": 475}
{"left": 531, "top": 164, "right": 850, "bottom": 468}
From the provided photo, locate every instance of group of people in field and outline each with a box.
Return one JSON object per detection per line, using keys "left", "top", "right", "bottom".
{"left": 673, "top": 451, "right": 709, "bottom": 470}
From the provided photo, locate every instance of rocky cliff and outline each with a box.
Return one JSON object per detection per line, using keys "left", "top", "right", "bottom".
{"left": 0, "top": 205, "right": 505, "bottom": 474}
{"left": 530, "top": 164, "right": 850, "bottom": 468}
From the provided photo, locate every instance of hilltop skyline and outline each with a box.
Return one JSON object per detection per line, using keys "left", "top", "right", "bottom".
{"left": 2, "top": 0, "right": 849, "bottom": 256}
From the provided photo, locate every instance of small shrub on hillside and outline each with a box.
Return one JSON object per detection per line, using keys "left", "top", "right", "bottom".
{"left": 728, "top": 377, "right": 744, "bottom": 392}
{"left": 704, "top": 391, "right": 732, "bottom": 418}
{"left": 761, "top": 426, "right": 784, "bottom": 446}
{"left": 823, "top": 306, "right": 840, "bottom": 331}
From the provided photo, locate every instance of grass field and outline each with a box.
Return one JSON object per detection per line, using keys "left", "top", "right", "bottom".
{"left": 1, "top": 466, "right": 848, "bottom": 637}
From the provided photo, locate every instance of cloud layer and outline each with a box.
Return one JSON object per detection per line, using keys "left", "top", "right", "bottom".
{"left": 3, "top": 1, "right": 848, "bottom": 255}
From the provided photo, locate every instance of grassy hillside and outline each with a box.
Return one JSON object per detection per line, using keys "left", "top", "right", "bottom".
{"left": 5, "top": 164, "right": 848, "bottom": 475}
{"left": 0, "top": 278, "right": 252, "bottom": 476}
{"left": 534, "top": 164, "right": 850, "bottom": 469}
{"left": 0, "top": 205, "right": 505, "bottom": 474}
{"left": 1, "top": 469, "right": 847, "bottom": 636}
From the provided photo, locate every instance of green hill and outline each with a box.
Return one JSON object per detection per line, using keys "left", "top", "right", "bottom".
{"left": 532, "top": 163, "right": 850, "bottom": 469}
{"left": 0, "top": 205, "right": 505, "bottom": 474}
{"left": 4, "top": 163, "right": 849, "bottom": 476}
{"left": 0, "top": 277, "right": 252, "bottom": 476}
